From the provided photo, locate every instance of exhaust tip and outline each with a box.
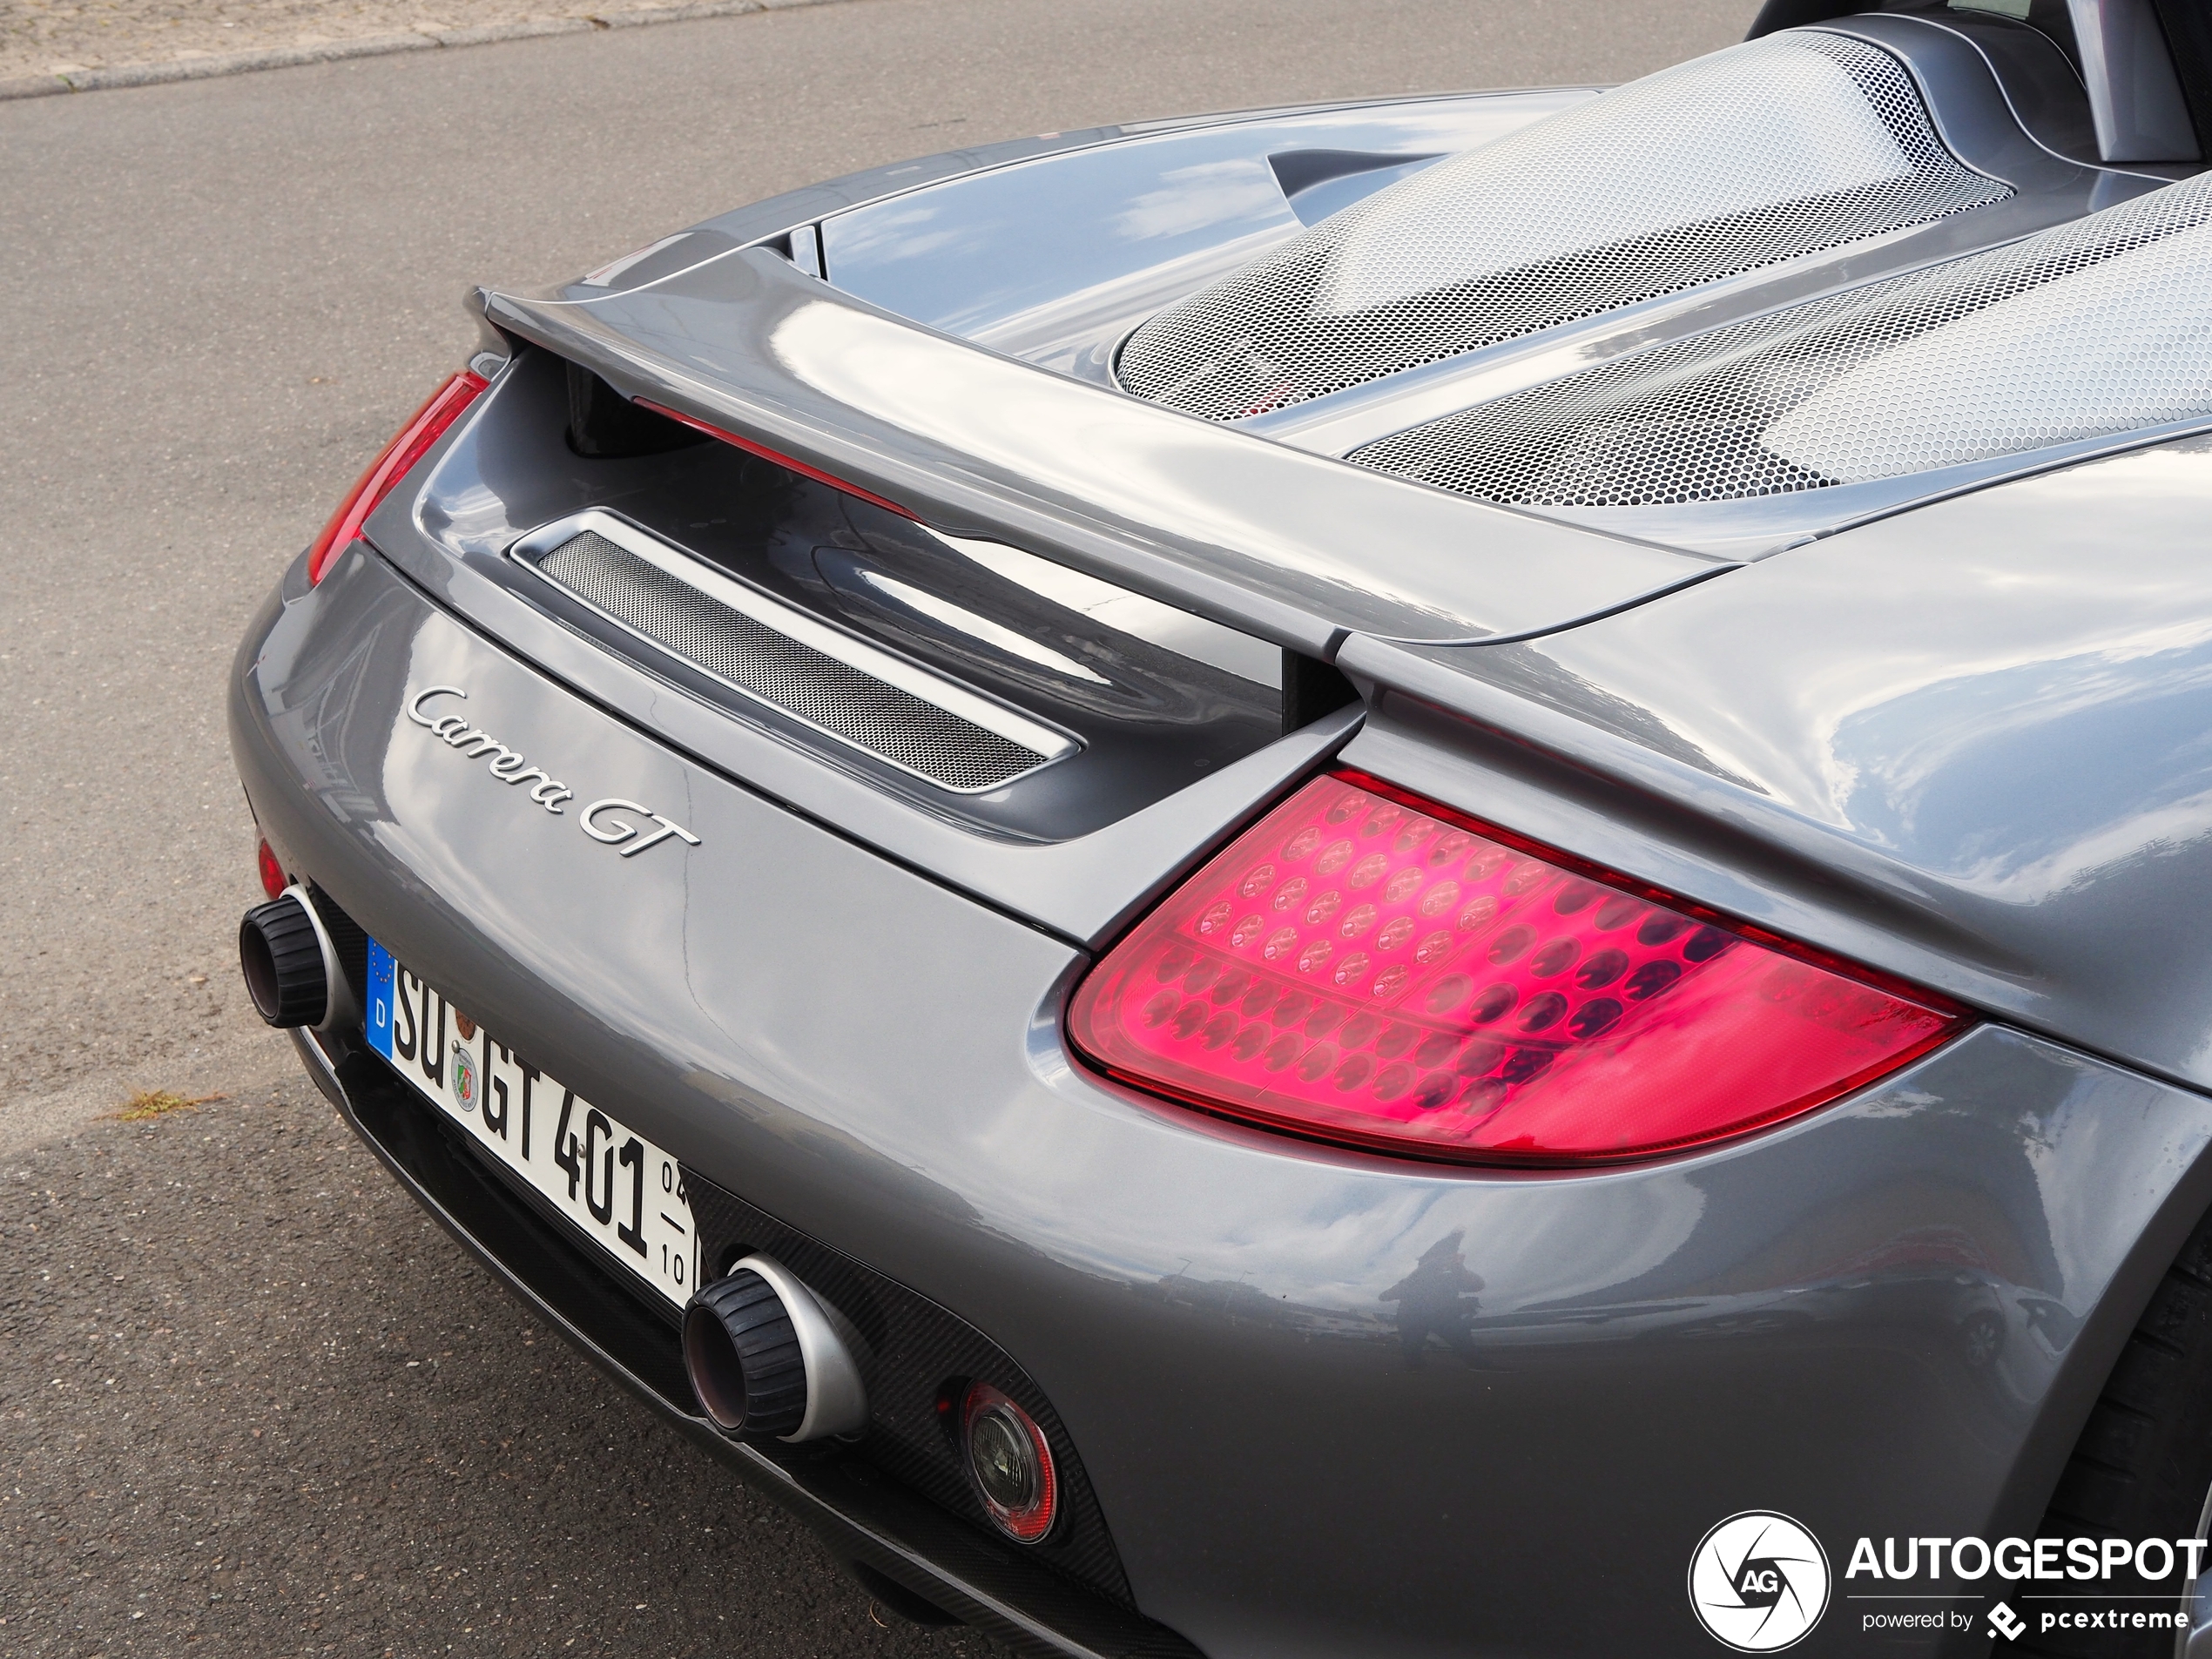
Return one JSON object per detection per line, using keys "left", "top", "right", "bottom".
{"left": 685, "top": 1270, "right": 807, "bottom": 1435}
{"left": 684, "top": 1254, "right": 867, "bottom": 1441}
{"left": 238, "top": 889, "right": 331, "bottom": 1028}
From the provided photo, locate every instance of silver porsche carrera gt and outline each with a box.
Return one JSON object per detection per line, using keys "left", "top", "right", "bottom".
{"left": 231, "top": 3, "right": 2212, "bottom": 1653}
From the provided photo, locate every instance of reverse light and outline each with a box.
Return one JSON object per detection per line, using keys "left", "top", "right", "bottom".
{"left": 307, "top": 370, "right": 489, "bottom": 583}
{"left": 961, "top": 1382, "right": 1056, "bottom": 1543}
{"left": 1068, "top": 772, "right": 1965, "bottom": 1163}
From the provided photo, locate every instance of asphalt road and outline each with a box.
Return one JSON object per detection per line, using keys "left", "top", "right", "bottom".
{"left": 0, "top": 2, "right": 1754, "bottom": 1652}
{"left": 2, "top": 1078, "right": 988, "bottom": 1656}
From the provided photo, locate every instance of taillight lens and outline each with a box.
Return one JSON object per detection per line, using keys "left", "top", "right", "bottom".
{"left": 1068, "top": 772, "right": 1964, "bottom": 1164}
{"left": 961, "top": 1383, "right": 1056, "bottom": 1543}
{"left": 307, "top": 370, "right": 489, "bottom": 583}
{"left": 256, "top": 839, "right": 287, "bottom": 902}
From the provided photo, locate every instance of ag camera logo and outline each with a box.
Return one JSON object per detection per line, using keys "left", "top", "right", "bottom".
{"left": 1689, "top": 1512, "right": 1831, "bottom": 1651}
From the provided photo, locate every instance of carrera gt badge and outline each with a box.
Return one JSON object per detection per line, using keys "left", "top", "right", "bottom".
{"left": 404, "top": 685, "right": 698, "bottom": 859}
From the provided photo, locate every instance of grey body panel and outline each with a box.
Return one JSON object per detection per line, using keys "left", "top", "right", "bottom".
{"left": 1337, "top": 434, "right": 2212, "bottom": 1096}
{"left": 371, "top": 465, "right": 1359, "bottom": 948}
{"left": 415, "top": 347, "right": 1307, "bottom": 847}
{"left": 233, "top": 544, "right": 2212, "bottom": 1657}
{"left": 567, "top": 93, "right": 1583, "bottom": 307}
{"left": 228, "top": 26, "right": 2212, "bottom": 1655}
{"left": 816, "top": 91, "right": 1595, "bottom": 379}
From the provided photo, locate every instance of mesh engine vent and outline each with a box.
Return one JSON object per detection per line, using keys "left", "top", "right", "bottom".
{"left": 532, "top": 530, "right": 1049, "bottom": 792}
{"left": 1346, "top": 170, "right": 2212, "bottom": 507}
{"left": 1116, "top": 31, "right": 2012, "bottom": 421}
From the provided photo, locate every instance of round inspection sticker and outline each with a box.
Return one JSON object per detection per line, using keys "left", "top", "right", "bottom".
{"left": 449, "top": 1038, "right": 479, "bottom": 1115}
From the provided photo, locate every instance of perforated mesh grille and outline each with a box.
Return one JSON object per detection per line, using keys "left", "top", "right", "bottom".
{"left": 1116, "top": 31, "right": 2011, "bottom": 421}
{"left": 532, "top": 531, "right": 1047, "bottom": 792}
{"left": 1346, "top": 170, "right": 2212, "bottom": 506}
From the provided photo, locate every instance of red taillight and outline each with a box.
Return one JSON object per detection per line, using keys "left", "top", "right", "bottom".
{"left": 632, "top": 399, "right": 917, "bottom": 521}
{"left": 256, "top": 839, "right": 287, "bottom": 901}
{"left": 1068, "top": 772, "right": 1965, "bottom": 1164}
{"left": 307, "top": 370, "right": 489, "bottom": 583}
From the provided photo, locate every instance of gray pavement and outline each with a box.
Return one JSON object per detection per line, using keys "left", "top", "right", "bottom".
{"left": 0, "top": 3, "right": 1755, "bottom": 1652}
{"left": 1, "top": 1080, "right": 981, "bottom": 1656}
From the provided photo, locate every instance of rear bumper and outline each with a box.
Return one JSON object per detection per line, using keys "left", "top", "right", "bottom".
{"left": 236, "top": 544, "right": 2212, "bottom": 1659}
{"left": 286, "top": 1024, "right": 1190, "bottom": 1658}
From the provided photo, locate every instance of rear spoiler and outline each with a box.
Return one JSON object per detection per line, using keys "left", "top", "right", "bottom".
{"left": 477, "top": 250, "right": 1724, "bottom": 652}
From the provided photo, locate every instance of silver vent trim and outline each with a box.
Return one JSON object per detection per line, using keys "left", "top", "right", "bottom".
{"left": 513, "top": 512, "right": 1076, "bottom": 794}
{"left": 1344, "top": 168, "right": 2212, "bottom": 509}
{"left": 1115, "top": 30, "right": 2013, "bottom": 422}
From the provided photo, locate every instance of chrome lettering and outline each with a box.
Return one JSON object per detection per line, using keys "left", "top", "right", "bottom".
{"left": 621, "top": 813, "right": 701, "bottom": 860}
{"left": 403, "top": 684, "right": 689, "bottom": 843}
{"left": 580, "top": 799, "right": 651, "bottom": 845}
{"left": 405, "top": 685, "right": 468, "bottom": 727}
{"left": 580, "top": 799, "right": 698, "bottom": 858}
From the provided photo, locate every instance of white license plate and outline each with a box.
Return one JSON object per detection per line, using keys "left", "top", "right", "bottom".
{"left": 364, "top": 938, "right": 698, "bottom": 1307}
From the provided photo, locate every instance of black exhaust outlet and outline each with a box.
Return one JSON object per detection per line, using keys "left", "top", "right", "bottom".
{"left": 684, "top": 1253, "right": 868, "bottom": 1440}
{"left": 685, "top": 1269, "right": 808, "bottom": 1437}
{"left": 239, "top": 888, "right": 332, "bottom": 1028}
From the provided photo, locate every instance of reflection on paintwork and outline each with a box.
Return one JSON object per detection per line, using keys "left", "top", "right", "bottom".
{"left": 762, "top": 293, "right": 1703, "bottom": 642}
{"left": 995, "top": 1023, "right": 2075, "bottom": 1342}
{"left": 1108, "top": 158, "right": 1288, "bottom": 245}
{"left": 848, "top": 563, "right": 1111, "bottom": 685}
{"left": 819, "top": 92, "right": 1597, "bottom": 363}
{"left": 1438, "top": 437, "right": 2212, "bottom": 1086}
{"left": 237, "top": 554, "right": 2212, "bottom": 1657}
{"left": 1380, "top": 1230, "right": 1490, "bottom": 1367}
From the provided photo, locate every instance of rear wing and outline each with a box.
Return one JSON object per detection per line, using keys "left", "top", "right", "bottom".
{"left": 478, "top": 250, "right": 1723, "bottom": 654}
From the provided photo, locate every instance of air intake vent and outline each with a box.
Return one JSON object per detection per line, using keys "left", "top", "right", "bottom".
{"left": 519, "top": 516, "right": 1074, "bottom": 793}
{"left": 1115, "top": 30, "right": 2011, "bottom": 421}
{"left": 1345, "top": 170, "right": 2212, "bottom": 507}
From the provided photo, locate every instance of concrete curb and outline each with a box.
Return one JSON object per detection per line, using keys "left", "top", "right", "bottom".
{"left": 0, "top": 0, "right": 846, "bottom": 101}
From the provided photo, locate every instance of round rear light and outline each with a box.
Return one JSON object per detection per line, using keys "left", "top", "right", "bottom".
{"left": 961, "top": 1382, "right": 1056, "bottom": 1543}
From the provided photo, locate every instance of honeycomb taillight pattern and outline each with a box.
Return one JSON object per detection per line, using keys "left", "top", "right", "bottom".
{"left": 1068, "top": 772, "right": 1963, "bottom": 1163}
